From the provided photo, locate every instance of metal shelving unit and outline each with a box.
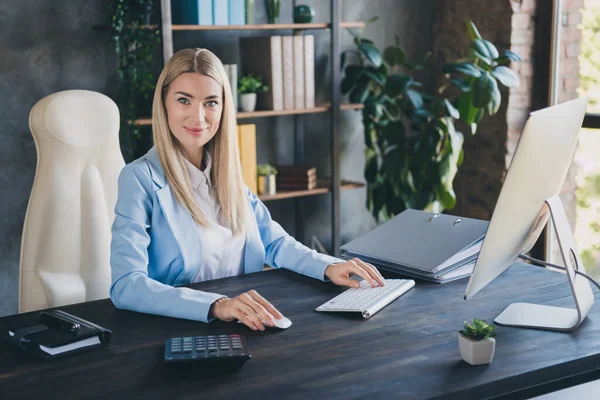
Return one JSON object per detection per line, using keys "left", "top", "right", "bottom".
{"left": 154, "top": 0, "right": 361, "bottom": 255}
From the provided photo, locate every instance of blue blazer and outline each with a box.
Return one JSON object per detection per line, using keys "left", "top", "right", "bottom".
{"left": 110, "top": 147, "right": 343, "bottom": 323}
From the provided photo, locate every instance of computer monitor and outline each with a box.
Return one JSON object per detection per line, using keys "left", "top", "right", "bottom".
{"left": 464, "top": 97, "right": 595, "bottom": 332}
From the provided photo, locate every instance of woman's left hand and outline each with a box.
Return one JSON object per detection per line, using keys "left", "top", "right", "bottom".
{"left": 325, "top": 258, "right": 386, "bottom": 288}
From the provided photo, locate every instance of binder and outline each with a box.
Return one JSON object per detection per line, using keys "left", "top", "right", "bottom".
{"left": 1, "top": 309, "right": 112, "bottom": 359}
{"left": 281, "top": 36, "right": 295, "bottom": 110}
{"left": 293, "top": 35, "right": 305, "bottom": 109}
{"left": 237, "top": 124, "right": 257, "bottom": 193}
{"left": 171, "top": 0, "right": 213, "bottom": 25}
{"left": 303, "top": 35, "right": 315, "bottom": 108}
{"left": 212, "top": 0, "right": 228, "bottom": 25}
{"left": 240, "top": 36, "right": 284, "bottom": 110}
{"left": 340, "top": 209, "right": 488, "bottom": 283}
{"left": 228, "top": 0, "right": 245, "bottom": 25}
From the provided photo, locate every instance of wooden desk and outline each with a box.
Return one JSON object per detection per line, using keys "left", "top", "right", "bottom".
{"left": 1, "top": 262, "right": 600, "bottom": 399}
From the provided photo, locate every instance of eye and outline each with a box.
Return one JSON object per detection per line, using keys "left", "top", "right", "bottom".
{"left": 177, "top": 97, "right": 190, "bottom": 105}
{"left": 205, "top": 100, "right": 219, "bottom": 107}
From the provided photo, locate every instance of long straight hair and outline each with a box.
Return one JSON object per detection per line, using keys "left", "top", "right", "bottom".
{"left": 152, "top": 48, "right": 251, "bottom": 235}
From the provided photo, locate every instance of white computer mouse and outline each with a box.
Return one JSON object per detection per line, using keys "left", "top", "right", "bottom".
{"left": 237, "top": 316, "right": 292, "bottom": 330}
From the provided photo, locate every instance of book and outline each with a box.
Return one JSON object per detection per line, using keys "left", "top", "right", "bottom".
{"left": 237, "top": 124, "right": 257, "bottom": 193}
{"left": 340, "top": 209, "right": 489, "bottom": 283}
{"left": 293, "top": 35, "right": 305, "bottom": 109}
{"left": 304, "top": 35, "right": 315, "bottom": 108}
{"left": 212, "top": 0, "right": 228, "bottom": 25}
{"left": 276, "top": 165, "right": 317, "bottom": 177}
{"left": 1, "top": 309, "right": 112, "bottom": 359}
{"left": 171, "top": 0, "right": 213, "bottom": 25}
{"left": 224, "top": 64, "right": 238, "bottom": 110}
{"left": 282, "top": 36, "right": 295, "bottom": 110}
{"left": 240, "top": 36, "right": 284, "bottom": 110}
{"left": 228, "top": 0, "right": 245, "bottom": 25}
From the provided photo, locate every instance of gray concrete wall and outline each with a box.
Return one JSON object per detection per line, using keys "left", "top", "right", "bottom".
{"left": 0, "top": 0, "right": 116, "bottom": 316}
{"left": 0, "top": 0, "right": 437, "bottom": 317}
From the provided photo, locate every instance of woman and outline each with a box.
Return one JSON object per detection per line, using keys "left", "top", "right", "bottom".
{"left": 110, "top": 48, "right": 384, "bottom": 331}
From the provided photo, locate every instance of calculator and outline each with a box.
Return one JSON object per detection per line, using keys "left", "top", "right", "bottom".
{"left": 164, "top": 334, "right": 251, "bottom": 369}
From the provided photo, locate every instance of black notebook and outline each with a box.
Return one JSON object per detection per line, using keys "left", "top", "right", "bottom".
{"left": 1, "top": 309, "right": 112, "bottom": 359}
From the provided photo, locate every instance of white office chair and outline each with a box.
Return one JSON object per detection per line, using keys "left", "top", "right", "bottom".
{"left": 19, "top": 90, "right": 125, "bottom": 313}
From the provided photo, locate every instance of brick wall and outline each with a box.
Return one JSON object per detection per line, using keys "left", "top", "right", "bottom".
{"left": 432, "top": 0, "right": 514, "bottom": 220}
{"left": 433, "top": 0, "right": 584, "bottom": 242}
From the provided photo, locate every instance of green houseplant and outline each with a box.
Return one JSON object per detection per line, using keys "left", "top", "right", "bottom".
{"left": 257, "top": 163, "right": 278, "bottom": 195}
{"left": 238, "top": 74, "right": 269, "bottom": 112}
{"left": 458, "top": 318, "right": 496, "bottom": 365}
{"left": 341, "top": 20, "right": 522, "bottom": 222}
{"left": 111, "top": 0, "right": 160, "bottom": 161}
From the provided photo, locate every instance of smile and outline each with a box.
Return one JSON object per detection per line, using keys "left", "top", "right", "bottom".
{"left": 184, "top": 126, "right": 206, "bottom": 136}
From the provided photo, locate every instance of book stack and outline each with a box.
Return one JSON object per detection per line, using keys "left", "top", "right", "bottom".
{"left": 171, "top": 0, "right": 246, "bottom": 26}
{"left": 240, "top": 35, "right": 315, "bottom": 111}
{"left": 340, "top": 209, "right": 489, "bottom": 284}
{"left": 276, "top": 165, "right": 317, "bottom": 191}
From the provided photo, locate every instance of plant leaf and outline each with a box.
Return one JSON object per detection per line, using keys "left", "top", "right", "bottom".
{"left": 340, "top": 76, "right": 354, "bottom": 95}
{"left": 473, "top": 71, "right": 494, "bottom": 108}
{"left": 442, "top": 62, "right": 482, "bottom": 78}
{"left": 349, "top": 83, "right": 369, "bottom": 104}
{"left": 457, "top": 91, "right": 478, "bottom": 124}
{"left": 492, "top": 65, "right": 520, "bottom": 88}
{"left": 482, "top": 39, "right": 499, "bottom": 60}
{"left": 383, "top": 45, "right": 407, "bottom": 67}
{"left": 363, "top": 66, "right": 386, "bottom": 86}
{"left": 444, "top": 99, "right": 460, "bottom": 119}
{"left": 344, "top": 65, "right": 364, "bottom": 82}
{"left": 358, "top": 39, "right": 382, "bottom": 67}
{"left": 385, "top": 74, "right": 412, "bottom": 98}
{"left": 449, "top": 78, "right": 471, "bottom": 92}
{"left": 406, "top": 89, "right": 423, "bottom": 109}
{"left": 465, "top": 20, "right": 482, "bottom": 41}
{"left": 503, "top": 49, "right": 522, "bottom": 61}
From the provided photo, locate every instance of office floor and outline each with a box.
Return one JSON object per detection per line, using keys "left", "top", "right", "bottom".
{"left": 532, "top": 379, "right": 600, "bottom": 399}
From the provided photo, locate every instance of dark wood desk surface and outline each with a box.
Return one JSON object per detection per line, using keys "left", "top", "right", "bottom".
{"left": 1, "top": 262, "right": 600, "bottom": 400}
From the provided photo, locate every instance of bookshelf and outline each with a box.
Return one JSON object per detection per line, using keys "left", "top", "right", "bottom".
{"left": 141, "top": 21, "right": 365, "bottom": 31}
{"left": 130, "top": 103, "right": 363, "bottom": 124}
{"left": 155, "top": 0, "right": 360, "bottom": 255}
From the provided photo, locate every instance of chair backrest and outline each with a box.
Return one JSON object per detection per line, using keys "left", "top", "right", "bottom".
{"left": 19, "top": 90, "right": 125, "bottom": 313}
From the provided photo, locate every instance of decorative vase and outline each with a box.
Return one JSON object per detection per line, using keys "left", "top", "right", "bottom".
{"left": 258, "top": 175, "right": 276, "bottom": 195}
{"left": 265, "top": 0, "right": 280, "bottom": 24}
{"left": 245, "top": 0, "right": 255, "bottom": 24}
{"left": 240, "top": 93, "right": 257, "bottom": 112}
{"left": 293, "top": 5, "right": 315, "bottom": 23}
{"left": 458, "top": 334, "right": 495, "bottom": 365}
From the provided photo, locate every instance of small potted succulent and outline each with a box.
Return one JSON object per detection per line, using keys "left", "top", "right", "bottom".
{"left": 458, "top": 318, "right": 496, "bottom": 365}
{"left": 238, "top": 74, "right": 269, "bottom": 112}
{"left": 257, "top": 163, "right": 278, "bottom": 195}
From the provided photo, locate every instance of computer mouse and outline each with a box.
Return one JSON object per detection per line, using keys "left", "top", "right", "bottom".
{"left": 271, "top": 316, "right": 292, "bottom": 329}
{"left": 237, "top": 316, "right": 292, "bottom": 330}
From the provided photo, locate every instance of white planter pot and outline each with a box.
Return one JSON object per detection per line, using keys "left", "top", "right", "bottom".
{"left": 458, "top": 334, "right": 495, "bottom": 365}
{"left": 258, "top": 175, "right": 276, "bottom": 195}
{"left": 240, "top": 93, "right": 257, "bottom": 112}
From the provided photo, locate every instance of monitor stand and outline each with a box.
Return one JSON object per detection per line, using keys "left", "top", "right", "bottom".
{"left": 494, "top": 194, "right": 595, "bottom": 332}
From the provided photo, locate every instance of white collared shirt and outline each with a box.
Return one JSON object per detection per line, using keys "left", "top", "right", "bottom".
{"left": 185, "top": 151, "right": 246, "bottom": 283}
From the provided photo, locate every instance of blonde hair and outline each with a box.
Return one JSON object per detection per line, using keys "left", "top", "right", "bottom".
{"left": 152, "top": 48, "right": 251, "bottom": 235}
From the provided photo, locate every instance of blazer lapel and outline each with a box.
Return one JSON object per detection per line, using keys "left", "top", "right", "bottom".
{"left": 146, "top": 148, "right": 201, "bottom": 284}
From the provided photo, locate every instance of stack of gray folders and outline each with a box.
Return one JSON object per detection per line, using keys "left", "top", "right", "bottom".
{"left": 340, "top": 209, "right": 489, "bottom": 283}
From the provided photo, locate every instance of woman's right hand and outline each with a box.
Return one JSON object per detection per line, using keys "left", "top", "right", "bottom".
{"left": 210, "top": 290, "right": 283, "bottom": 331}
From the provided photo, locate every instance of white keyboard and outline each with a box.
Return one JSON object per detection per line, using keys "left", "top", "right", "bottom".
{"left": 316, "top": 279, "right": 415, "bottom": 319}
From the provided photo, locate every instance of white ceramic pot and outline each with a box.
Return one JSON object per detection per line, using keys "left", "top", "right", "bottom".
{"left": 458, "top": 334, "right": 495, "bottom": 365}
{"left": 240, "top": 93, "right": 257, "bottom": 112}
{"left": 258, "top": 175, "right": 276, "bottom": 195}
